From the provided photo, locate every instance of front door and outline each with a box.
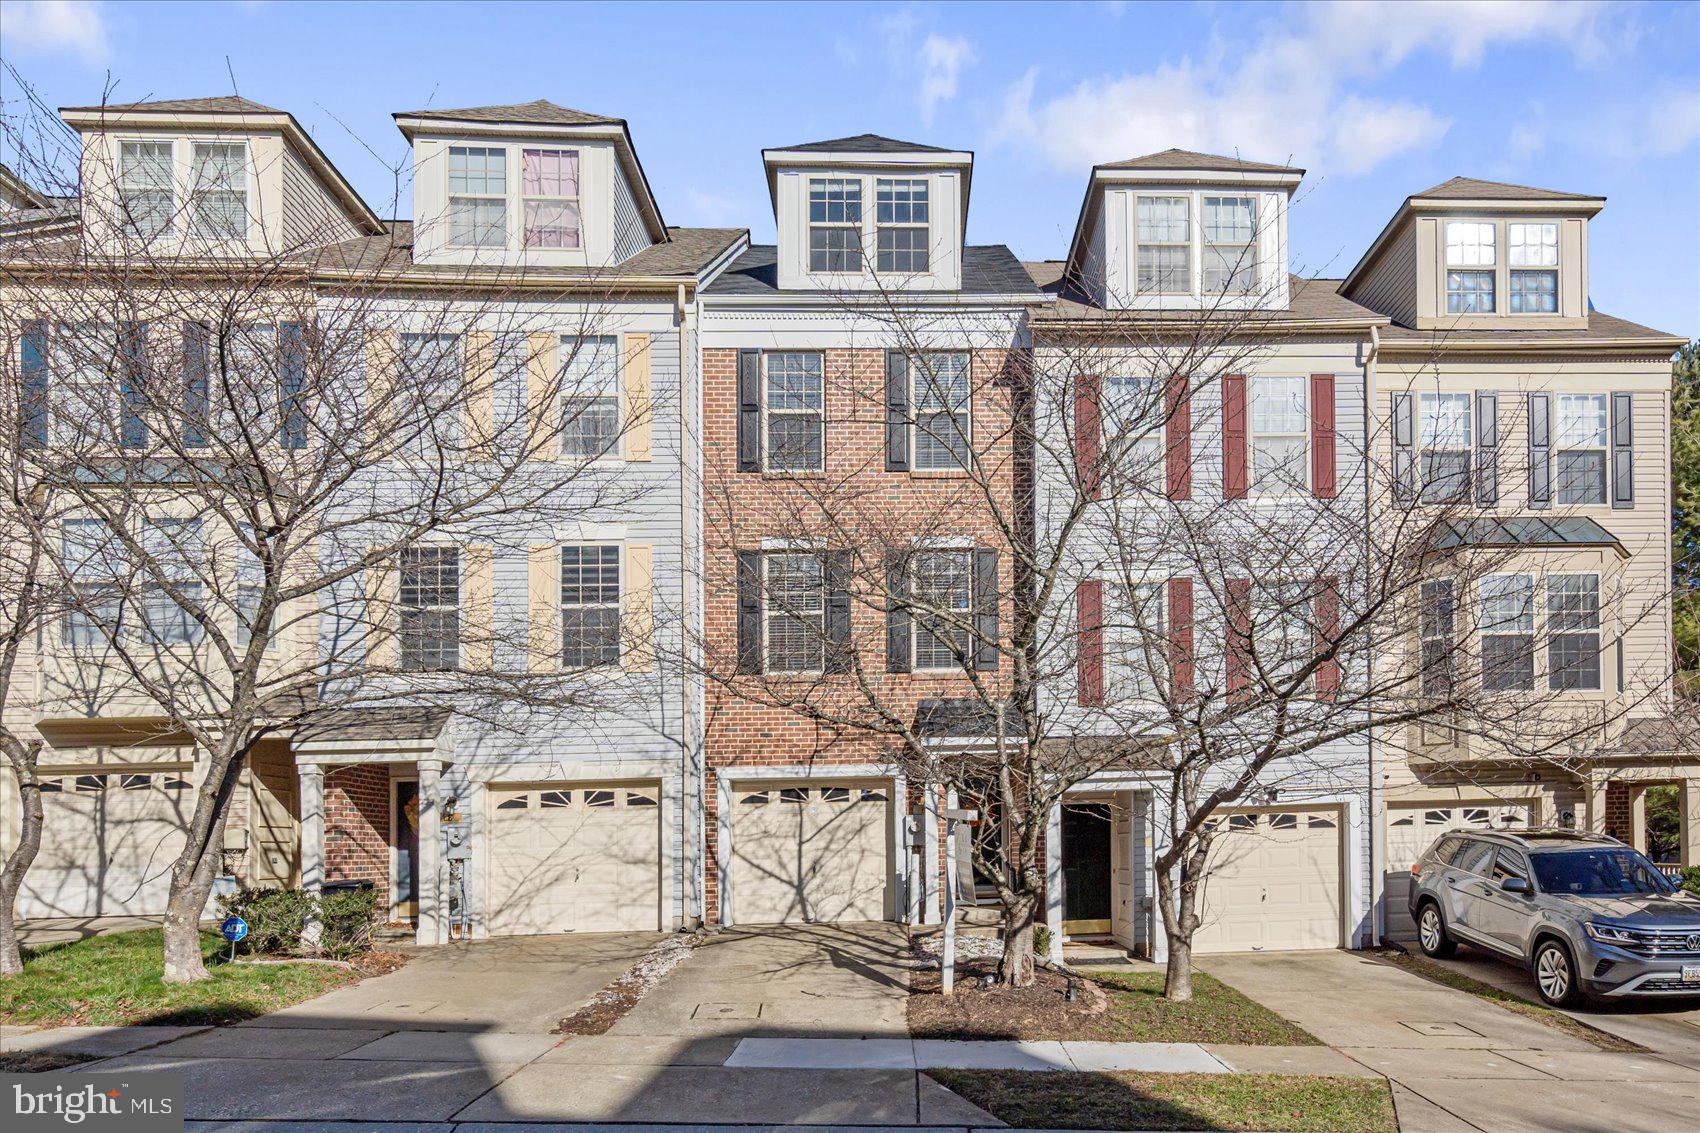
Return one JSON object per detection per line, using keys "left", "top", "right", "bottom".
{"left": 393, "top": 779, "right": 420, "bottom": 920}
{"left": 1062, "top": 804, "right": 1113, "bottom": 934}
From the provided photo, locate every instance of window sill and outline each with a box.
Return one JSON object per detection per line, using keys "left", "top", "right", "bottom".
{"left": 911, "top": 468, "right": 972, "bottom": 479}
{"left": 760, "top": 468, "right": 828, "bottom": 479}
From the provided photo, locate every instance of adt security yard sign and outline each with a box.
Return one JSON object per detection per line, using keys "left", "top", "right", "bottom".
{"left": 220, "top": 915, "right": 248, "bottom": 961}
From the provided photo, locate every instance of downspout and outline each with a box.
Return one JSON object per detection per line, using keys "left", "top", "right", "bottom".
{"left": 1364, "top": 322, "right": 1384, "bottom": 946}
{"left": 676, "top": 282, "right": 703, "bottom": 929}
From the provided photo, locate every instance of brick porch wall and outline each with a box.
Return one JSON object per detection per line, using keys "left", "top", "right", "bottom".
{"left": 324, "top": 764, "right": 390, "bottom": 904}
{"left": 1604, "top": 780, "right": 1632, "bottom": 846}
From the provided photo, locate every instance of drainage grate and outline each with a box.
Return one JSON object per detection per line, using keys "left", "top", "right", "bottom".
{"left": 693, "top": 1002, "right": 762, "bottom": 1020}
{"left": 1399, "top": 1021, "right": 1482, "bottom": 1037}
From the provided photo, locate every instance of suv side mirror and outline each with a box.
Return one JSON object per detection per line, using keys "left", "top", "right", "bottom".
{"left": 1501, "top": 877, "right": 1531, "bottom": 895}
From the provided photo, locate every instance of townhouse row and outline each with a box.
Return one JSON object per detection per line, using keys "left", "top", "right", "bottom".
{"left": 1, "top": 96, "right": 1691, "bottom": 959}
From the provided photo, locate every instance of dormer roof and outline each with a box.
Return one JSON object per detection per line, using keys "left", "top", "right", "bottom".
{"left": 393, "top": 99, "right": 620, "bottom": 129}
{"left": 60, "top": 95, "right": 284, "bottom": 115}
{"left": 0, "top": 161, "right": 51, "bottom": 210}
{"left": 772, "top": 133, "right": 954, "bottom": 155}
{"left": 759, "top": 133, "right": 973, "bottom": 223}
{"left": 1412, "top": 176, "right": 1601, "bottom": 203}
{"left": 1098, "top": 148, "right": 1303, "bottom": 175}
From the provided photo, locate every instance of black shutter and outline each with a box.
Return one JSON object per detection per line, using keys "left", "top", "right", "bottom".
{"left": 1474, "top": 391, "right": 1497, "bottom": 506}
{"left": 736, "top": 551, "right": 763, "bottom": 674}
{"left": 1391, "top": 392, "right": 1414, "bottom": 505}
{"left": 119, "top": 322, "right": 148, "bottom": 449}
{"left": 183, "top": 322, "right": 210, "bottom": 448}
{"left": 972, "top": 548, "right": 1000, "bottom": 671}
{"left": 885, "top": 553, "right": 911, "bottom": 673}
{"left": 737, "top": 349, "right": 762, "bottom": 472}
{"left": 20, "top": 320, "right": 48, "bottom": 449}
{"left": 1528, "top": 393, "right": 1551, "bottom": 510}
{"left": 885, "top": 349, "right": 910, "bottom": 472}
{"left": 1611, "top": 392, "right": 1634, "bottom": 508}
{"left": 824, "top": 551, "right": 852, "bottom": 674}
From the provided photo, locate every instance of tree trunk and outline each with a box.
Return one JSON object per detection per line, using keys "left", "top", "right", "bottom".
{"left": 1154, "top": 846, "right": 1203, "bottom": 1002}
{"left": 0, "top": 758, "right": 43, "bottom": 977}
{"left": 997, "top": 895, "right": 1037, "bottom": 987}
{"left": 161, "top": 773, "right": 235, "bottom": 984}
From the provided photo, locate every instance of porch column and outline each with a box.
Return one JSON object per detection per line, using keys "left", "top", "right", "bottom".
{"left": 416, "top": 758, "right": 443, "bottom": 946}
{"left": 1044, "top": 802, "right": 1064, "bottom": 963}
{"left": 1683, "top": 779, "right": 1700, "bottom": 869}
{"left": 1146, "top": 791, "right": 1169, "bottom": 966}
{"left": 298, "top": 763, "right": 325, "bottom": 893}
{"left": 923, "top": 783, "right": 942, "bottom": 926}
{"left": 1628, "top": 785, "right": 1648, "bottom": 856}
{"left": 1582, "top": 776, "right": 1610, "bottom": 834}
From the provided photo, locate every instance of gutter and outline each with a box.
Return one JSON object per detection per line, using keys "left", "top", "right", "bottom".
{"left": 674, "top": 280, "right": 702, "bottom": 930}
{"left": 1364, "top": 322, "right": 1385, "bottom": 947}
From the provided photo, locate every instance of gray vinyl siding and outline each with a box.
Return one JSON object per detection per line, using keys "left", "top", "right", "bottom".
{"left": 611, "top": 166, "right": 649, "bottom": 265}
{"left": 1347, "top": 221, "right": 1419, "bottom": 327}
{"left": 280, "top": 148, "right": 364, "bottom": 250}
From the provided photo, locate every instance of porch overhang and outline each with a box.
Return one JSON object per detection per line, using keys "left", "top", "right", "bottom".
{"left": 291, "top": 706, "right": 454, "bottom": 765}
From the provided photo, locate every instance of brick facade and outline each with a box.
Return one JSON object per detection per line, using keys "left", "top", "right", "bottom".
{"left": 324, "top": 764, "right": 391, "bottom": 904}
{"left": 1603, "top": 780, "right": 1632, "bottom": 846}
{"left": 699, "top": 346, "right": 1020, "bottom": 921}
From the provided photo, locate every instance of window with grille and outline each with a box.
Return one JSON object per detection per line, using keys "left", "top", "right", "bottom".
{"left": 63, "top": 518, "right": 118, "bottom": 647}
{"left": 397, "top": 333, "right": 462, "bottom": 452}
{"left": 522, "top": 149, "right": 580, "bottom": 248}
{"left": 1554, "top": 393, "right": 1607, "bottom": 505}
{"left": 448, "top": 146, "right": 507, "bottom": 247}
{"left": 1445, "top": 221, "right": 1496, "bottom": 313}
{"left": 764, "top": 352, "right": 824, "bottom": 471}
{"left": 808, "top": 178, "right": 862, "bottom": 271}
{"left": 398, "top": 546, "right": 460, "bottom": 671}
{"left": 875, "top": 178, "right": 928, "bottom": 272}
{"left": 189, "top": 142, "right": 247, "bottom": 241}
{"left": 1103, "top": 376, "right": 1165, "bottom": 489}
{"left": 1419, "top": 579, "right": 1455, "bottom": 701}
{"left": 1136, "top": 196, "right": 1191, "bottom": 294}
{"left": 119, "top": 140, "right": 174, "bottom": 237}
{"left": 913, "top": 353, "right": 970, "bottom": 471}
{"left": 561, "top": 335, "right": 620, "bottom": 459}
{"left": 765, "top": 553, "right": 824, "bottom": 673}
{"left": 1481, "top": 573, "right": 1535, "bottom": 691}
{"left": 1202, "top": 196, "right": 1256, "bottom": 294}
{"left": 1508, "top": 222, "right": 1558, "bottom": 313}
{"left": 1418, "top": 392, "right": 1472, "bottom": 502}
{"left": 1546, "top": 574, "right": 1600, "bottom": 691}
{"left": 561, "top": 544, "right": 621, "bottom": 668}
{"left": 138, "top": 518, "right": 203, "bottom": 646}
{"left": 913, "top": 550, "right": 971, "bottom": 669}
{"left": 50, "top": 322, "right": 120, "bottom": 448}
{"left": 1249, "top": 376, "right": 1307, "bottom": 496}
{"left": 1107, "top": 580, "right": 1167, "bottom": 701}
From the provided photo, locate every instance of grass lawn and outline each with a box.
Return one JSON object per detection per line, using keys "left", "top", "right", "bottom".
{"left": 0, "top": 928, "right": 363, "bottom": 1028}
{"left": 929, "top": 1069, "right": 1398, "bottom": 1133}
{"left": 1378, "top": 950, "right": 1644, "bottom": 1053}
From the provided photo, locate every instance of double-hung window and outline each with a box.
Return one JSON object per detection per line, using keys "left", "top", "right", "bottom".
{"left": 1419, "top": 579, "right": 1456, "bottom": 701}
{"left": 448, "top": 146, "right": 507, "bottom": 247}
{"left": 1445, "top": 221, "right": 1496, "bottom": 312}
{"left": 560, "top": 335, "right": 620, "bottom": 459}
{"left": 230, "top": 526, "right": 265, "bottom": 651}
{"left": 397, "top": 333, "right": 462, "bottom": 452}
{"left": 1508, "top": 222, "right": 1558, "bottom": 313}
{"left": 189, "top": 141, "right": 247, "bottom": 241}
{"left": 63, "top": 519, "right": 118, "bottom": 647}
{"left": 1546, "top": 574, "right": 1601, "bottom": 691}
{"left": 52, "top": 322, "right": 118, "bottom": 448}
{"left": 398, "top": 546, "right": 460, "bottom": 671}
{"left": 561, "top": 544, "right": 621, "bottom": 668}
{"left": 808, "top": 178, "right": 862, "bottom": 272}
{"left": 764, "top": 351, "right": 824, "bottom": 471}
{"left": 1264, "top": 581, "right": 1313, "bottom": 685}
{"left": 1108, "top": 581, "right": 1167, "bottom": 700}
{"left": 913, "top": 550, "right": 972, "bottom": 669}
{"left": 1136, "top": 196, "right": 1191, "bottom": 294}
{"left": 875, "top": 178, "right": 928, "bottom": 272}
{"left": 1480, "top": 573, "right": 1535, "bottom": 691}
{"left": 913, "top": 352, "right": 971, "bottom": 471}
{"left": 119, "top": 140, "right": 174, "bottom": 238}
{"left": 1554, "top": 393, "right": 1607, "bottom": 505}
{"left": 765, "top": 553, "right": 825, "bottom": 673}
{"left": 522, "top": 149, "right": 580, "bottom": 248}
{"left": 139, "top": 518, "right": 203, "bottom": 646}
{"left": 1103, "top": 376, "right": 1165, "bottom": 489}
{"left": 1418, "top": 392, "right": 1472, "bottom": 502}
{"left": 1202, "top": 196, "right": 1256, "bottom": 294}
{"left": 1249, "top": 376, "right": 1307, "bottom": 496}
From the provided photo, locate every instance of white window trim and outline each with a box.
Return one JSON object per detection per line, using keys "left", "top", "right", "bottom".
{"left": 559, "top": 334, "right": 624, "bottom": 464}
{"left": 1104, "top": 578, "right": 1168, "bottom": 704}
{"left": 911, "top": 351, "right": 973, "bottom": 473}
{"left": 1133, "top": 194, "right": 1192, "bottom": 298}
{"left": 806, "top": 176, "right": 866, "bottom": 275}
{"left": 1417, "top": 391, "right": 1473, "bottom": 503}
{"left": 1478, "top": 570, "right": 1605, "bottom": 695}
{"left": 1544, "top": 571, "right": 1603, "bottom": 693}
{"left": 761, "top": 350, "right": 826, "bottom": 473}
{"left": 1201, "top": 194, "right": 1259, "bottom": 296}
{"left": 116, "top": 137, "right": 179, "bottom": 239}
{"left": 911, "top": 547, "right": 973, "bottom": 672}
{"left": 186, "top": 138, "right": 251, "bottom": 244}
{"left": 396, "top": 544, "right": 462, "bottom": 672}
{"left": 1554, "top": 392, "right": 1609, "bottom": 507}
{"left": 874, "top": 177, "right": 930, "bottom": 274}
{"left": 560, "top": 541, "right": 624, "bottom": 671}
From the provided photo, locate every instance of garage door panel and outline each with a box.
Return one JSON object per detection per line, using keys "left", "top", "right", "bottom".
{"left": 1384, "top": 802, "right": 1531, "bottom": 940}
{"left": 19, "top": 771, "right": 192, "bottom": 919}
{"left": 732, "top": 782, "right": 889, "bottom": 925}
{"left": 488, "top": 785, "right": 660, "bottom": 936}
{"left": 1193, "top": 807, "right": 1343, "bottom": 954}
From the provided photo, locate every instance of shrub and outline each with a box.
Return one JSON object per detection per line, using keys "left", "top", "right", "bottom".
{"left": 1681, "top": 866, "right": 1700, "bottom": 898}
{"left": 1034, "top": 923, "right": 1052, "bottom": 958}
{"left": 219, "top": 885, "right": 378, "bottom": 959}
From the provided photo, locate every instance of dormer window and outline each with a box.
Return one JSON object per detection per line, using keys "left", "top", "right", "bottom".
{"left": 189, "top": 142, "right": 247, "bottom": 241}
{"left": 808, "top": 178, "right": 862, "bottom": 272}
{"left": 875, "top": 178, "right": 929, "bottom": 272}
{"left": 522, "top": 149, "right": 580, "bottom": 249}
{"left": 118, "top": 140, "right": 174, "bottom": 237}
{"left": 1136, "top": 196, "right": 1190, "bottom": 294}
{"left": 1445, "top": 221, "right": 1496, "bottom": 312}
{"left": 1508, "top": 222, "right": 1558, "bottom": 313}
{"left": 448, "top": 146, "right": 507, "bottom": 247}
{"left": 1202, "top": 196, "right": 1257, "bottom": 294}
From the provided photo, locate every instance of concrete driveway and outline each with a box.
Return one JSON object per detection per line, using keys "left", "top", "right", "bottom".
{"left": 1202, "top": 949, "right": 1700, "bottom": 1133}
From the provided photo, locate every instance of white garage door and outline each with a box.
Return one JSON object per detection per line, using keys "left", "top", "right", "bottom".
{"left": 19, "top": 770, "right": 192, "bottom": 919}
{"left": 488, "top": 784, "right": 660, "bottom": 936}
{"left": 731, "top": 782, "right": 890, "bottom": 924}
{"left": 1193, "top": 808, "right": 1343, "bottom": 953}
{"left": 1384, "top": 802, "right": 1531, "bottom": 940}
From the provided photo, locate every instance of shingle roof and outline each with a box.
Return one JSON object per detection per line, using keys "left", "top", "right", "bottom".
{"left": 1099, "top": 148, "right": 1302, "bottom": 175}
{"left": 396, "top": 99, "right": 620, "bottom": 126}
{"left": 1616, "top": 717, "right": 1700, "bottom": 755}
{"left": 295, "top": 707, "right": 453, "bottom": 744}
{"left": 314, "top": 222, "right": 745, "bottom": 281}
{"left": 1413, "top": 176, "right": 1601, "bottom": 202}
{"left": 1433, "top": 517, "right": 1624, "bottom": 553}
{"left": 702, "top": 244, "right": 1043, "bottom": 298}
{"left": 61, "top": 95, "right": 283, "bottom": 115}
{"left": 770, "top": 133, "right": 956, "bottom": 155}
{"left": 1024, "top": 263, "right": 1384, "bottom": 326}
{"left": 1376, "top": 309, "right": 1683, "bottom": 345}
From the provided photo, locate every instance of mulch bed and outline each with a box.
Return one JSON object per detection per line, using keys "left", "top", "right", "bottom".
{"left": 556, "top": 933, "right": 698, "bottom": 1035}
{"left": 351, "top": 950, "right": 408, "bottom": 978}
{"left": 909, "top": 956, "right": 1108, "bottom": 1039}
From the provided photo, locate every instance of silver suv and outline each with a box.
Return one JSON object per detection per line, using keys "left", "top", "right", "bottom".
{"left": 1407, "top": 828, "right": 1700, "bottom": 1007}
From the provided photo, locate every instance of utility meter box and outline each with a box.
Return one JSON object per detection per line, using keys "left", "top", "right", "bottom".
{"left": 443, "top": 821, "right": 472, "bottom": 861}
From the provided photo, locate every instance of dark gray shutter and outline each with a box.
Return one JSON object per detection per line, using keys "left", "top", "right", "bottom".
{"left": 1391, "top": 393, "right": 1415, "bottom": 505}
{"left": 1611, "top": 392, "right": 1634, "bottom": 508}
{"left": 1474, "top": 391, "right": 1498, "bottom": 506}
{"left": 885, "top": 350, "right": 910, "bottom": 472}
{"left": 182, "top": 321, "right": 210, "bottom": 448}
{"left": 737, "top": 349, "right": 761, "bottom": 472}
{"left": 824, "top": 551, "right": 852, "bottom": 674}
{"left": 736, "top": 551, "right": 762, "bottom": 674}
{"left": 885, "top": 553, "right": 911, "bottom": 673}
{"left": 972, "top": 548, "right": 1000, "bottom": 671}
{"left": 20, "top": 320, "right": 48, "bottom": 448}
{"left": 1527, "top": 393, "right": 1551, "bottom": 509}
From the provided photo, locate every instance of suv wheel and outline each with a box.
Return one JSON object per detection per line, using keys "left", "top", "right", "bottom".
{"left": 1416, "top": 901, "right": 1456, "bottom": 959}
{"left": 1532, "top": 939, "right": 1583, "bottom": 1008}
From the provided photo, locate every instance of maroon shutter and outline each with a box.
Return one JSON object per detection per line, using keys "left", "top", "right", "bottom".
{"left": 1077, "top": 580, "right": 1104, "bottom": 706}
{"left": 1167, "top": 577, "right": 1193, "bottom": 700}
{"left": 1311, "top": 373, "right": 1336, "bottom": 499}
{"left": 1074, "top": 374, "right": 1101, "bottom": 501}
{"left": 1315, "top": 575, "right": 1340, "bottom": 698}
{"left": 1226, "top": 577, "right": 1252, "bottom": 698}
{"left": 1165, "top": 374, "right": 1191, "bottom": 501}
{"left": 1222, "top": 374, "right": 1247, "bottom": 500}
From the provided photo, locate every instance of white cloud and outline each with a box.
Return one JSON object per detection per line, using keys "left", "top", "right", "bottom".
{"left": 1592, "top": 85, "right": 1700, "bottom": 160}
{"left": 4, "top": 1, "right": 111, "bottom": 65}
{"left": 994, "top": 1, "right": 1618, "bottom": 177}
{"left": 918, "top": 34, "right": 975, "bottom": 123}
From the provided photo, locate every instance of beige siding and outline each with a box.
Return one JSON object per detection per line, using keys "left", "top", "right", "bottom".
{"left": 1349, "top": 219, "right": 1418, "bottom": 326}
{"left": 280, "top": 147, "right": 363, "bottom": 249}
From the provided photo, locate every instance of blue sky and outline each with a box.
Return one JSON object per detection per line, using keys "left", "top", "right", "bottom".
{"left": 4, "top": 0, "right": 1697, "bottom": 335}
